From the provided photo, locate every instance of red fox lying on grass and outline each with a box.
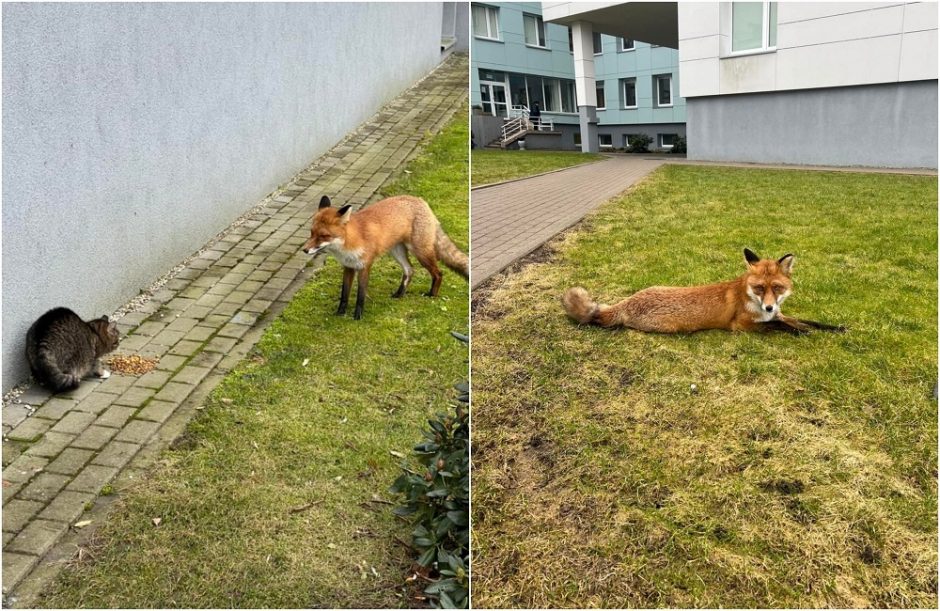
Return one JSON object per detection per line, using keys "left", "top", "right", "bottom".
{"left": 562, "top": 249, "right": 846, "bottom": 334}
{"left": 302, "top": 195, "right": 468, "bottom": 320}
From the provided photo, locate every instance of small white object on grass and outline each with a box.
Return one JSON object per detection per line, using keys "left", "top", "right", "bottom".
{"left": 690, "top": 383, "right": 698, "bottom": 394}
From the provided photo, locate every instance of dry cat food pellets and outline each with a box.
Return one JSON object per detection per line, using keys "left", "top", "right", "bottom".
{"left": 107, "top": 354, "right": 159, "bottom": 376}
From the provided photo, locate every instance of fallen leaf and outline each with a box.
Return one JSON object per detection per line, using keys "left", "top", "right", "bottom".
{"left": 390, "top": 450, "right": 405, "bottom": 458}
{"left": 73, "top": 520, "right": 92, "bottom": 528}
{"left": 152, "top": 517, "right": 162, "bottom": 527}
{"left": 302, "top": 358, "right": 310, "bottom": 367}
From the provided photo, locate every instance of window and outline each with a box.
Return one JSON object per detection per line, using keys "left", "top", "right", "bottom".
{"left": 731, "top": 1, "right": 777, "bottom": 53}
{"left": 472, "top": 4, "right": 500, "bottom": 40}
{"left": 659, "top": 134, "right": 678, "bottom": 148}
{"left": 621, "top": 78, "right": 637, "bottom": 108}
{"left": 595, "top": 81, "right": 606, "bottom": 110}
{"left": 623, "top": 134, "right": 637, "bottom": 149}
{"left": 593, "top": 32, "right": 603, "bottom": 54}
{"left": 523, "top": 13, "right": 547, "bottom": 47}
{"left": 560, "top": 81, "right": 576, "bottom": 113}
{"left": 619, "top": 38, "right": 635, "bottom": 52}
{"left": 574, "top": 132, "right": 582, "bottom": 146}
{"left": 567, "top": 27, "right": 573, "bottom": 52}
{"left": 655, "top": 75, "right": 672, "bottom": 107}
{"left": 599, "top": 134, "right": 613, "bottom": 149}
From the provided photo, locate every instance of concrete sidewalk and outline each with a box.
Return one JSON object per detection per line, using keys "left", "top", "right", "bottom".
{"left": 1, "top": 53, "right": 468, "bottom": 605}
{"left": 470, "top": 156, "right": 664, "bottom": 288}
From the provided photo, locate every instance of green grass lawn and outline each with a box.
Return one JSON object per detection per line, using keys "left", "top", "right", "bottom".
{"left": 40, "top": 108, "right": 469, "bottom": 608}
{"left": 471, "top": 165, "right": 937, "bottom": 608}
{"left": 471, "top": 149, "right": 603, "bottom": 186}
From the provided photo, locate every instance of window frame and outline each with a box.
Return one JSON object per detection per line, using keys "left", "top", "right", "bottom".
{"left": 655, "top": 74, "right": 673, "bottom": 108}
{"left": 598, "top": 133, "right": 614, "bottom": 149}
{"left": 472, "top": 4, "right": 501, "bottom": 41}
{"left": 595, "top": 80, "right": 606, "bottom": 111}
{"left": 592, "top": 32, "right": 603, "bottom": 55}
{"left": 621, "top": 77, "right": 637, "bottom": 109}
{"left": 618, "top": 37, "right": 635, "bottom": 52}
{"left": 728, "top": 1, "right": 778, "bottom": 56}
{"left": 659, "top": 133, "right": 678, "bottom": 149}
{"left": 522, "top": 12, "right": 548, "bottom": 48}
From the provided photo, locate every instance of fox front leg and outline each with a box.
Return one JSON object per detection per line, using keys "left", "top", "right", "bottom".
{"left": 337, "top": 267, "right": 355, "bottom": 316}
{"left": 354, "top": 265, "right": 372, "bottom": 320}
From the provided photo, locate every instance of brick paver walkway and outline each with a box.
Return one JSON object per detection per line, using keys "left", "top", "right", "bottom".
{"left": 470, "top": 156, "right": 664, "bottom": 288}
{"left": 1, "top": 53, "right": 467, "bottom": 605}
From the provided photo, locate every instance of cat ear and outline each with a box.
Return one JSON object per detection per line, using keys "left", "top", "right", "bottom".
{"left": 100, "top": 315, "right": 110, "bottom": 323}
{"left": 337, "top": 205, "right": 353, "bottom": 224}
{"left": 318, "top": 195, "right": 332, "bottom": 209}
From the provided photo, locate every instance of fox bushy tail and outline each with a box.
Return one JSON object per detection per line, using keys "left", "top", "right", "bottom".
{"left": 435, "top": 226, "right": 469, "bottom": 279}
{"left": 562, "top": 287, "right": 624, "bottom": 327}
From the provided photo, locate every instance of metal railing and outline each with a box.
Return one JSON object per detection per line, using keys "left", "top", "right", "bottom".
{"left": 499, "top": 105, "right": 555, "bottom": 147}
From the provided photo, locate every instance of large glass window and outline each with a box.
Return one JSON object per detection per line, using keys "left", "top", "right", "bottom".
{"left": 523, "top": 13, "right": 546, "bottom": 47}
{"left": 595, "top": 81, "right": 606, "bottom": 110}
{"left": 561, "top": 81, "right": 576, "bottom": 113}
{"left": 731, "top": 2, "right": 778, "bottom": 52}
{"left": 472, "top": 4, "right": 500, "bottom": 40}
{"left": 593, "top": 32, "right": 603, "bottom": 54}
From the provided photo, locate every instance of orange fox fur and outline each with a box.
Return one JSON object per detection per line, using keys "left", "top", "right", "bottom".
{"left": 562, "top": 249, "right": 845, "bottom": 334}
{"left": 302, "top": 195, "right": 468, "bottom": 319}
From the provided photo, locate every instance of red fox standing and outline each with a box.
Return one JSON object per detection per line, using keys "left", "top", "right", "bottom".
{"left": 562, "top": 249, "right": 845, "bottom": 334}
{"left": 302, "top": 195, "right": 468, "bottom": 319}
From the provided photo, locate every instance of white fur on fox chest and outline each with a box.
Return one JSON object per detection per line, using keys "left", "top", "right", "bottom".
{"left": 325, "top": 241, "right": 366, "bottom": 269}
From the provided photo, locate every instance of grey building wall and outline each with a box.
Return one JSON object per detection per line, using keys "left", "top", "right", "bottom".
{"left": 2, "top": 2, "right": 446, "bottom": 391}
{"left": 687, "top": 80, "right": 939, "bottom": 169}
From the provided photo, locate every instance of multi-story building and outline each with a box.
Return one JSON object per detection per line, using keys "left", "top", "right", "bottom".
{"left": 543, "top": 1, "right": 938, "bottom": 167}
{"left": 470, "top": 1, "right": 685, "bottom": 151}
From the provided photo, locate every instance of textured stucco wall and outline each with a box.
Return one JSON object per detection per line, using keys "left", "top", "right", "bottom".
{"left": 687, "top": 80, "right": 938, "bottom": 169}
{"left": 2, "top": 2, "right": 445, "bottom": 390}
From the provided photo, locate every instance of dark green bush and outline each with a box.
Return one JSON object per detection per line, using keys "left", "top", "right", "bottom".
{"left": 671, "top": 135, "right": 687, "bottom": 154}
{"left": 391, "top": 373, "right": 469, "bottom": 608}
{"left": 627, "top": 133, "right": 653, "bottom": 153}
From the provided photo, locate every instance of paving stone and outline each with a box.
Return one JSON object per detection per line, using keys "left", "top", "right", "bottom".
{"left": 2, "top": 405, "right": 32, "bottom": 433}
{"left": 70, "top": 425, "right": 119, "bottom": 451}
{"left": 177, "top": 304, "right": 214, "bottom": 320}
{"left": 231, "top": 311, "right": 259, "bottom": 326}
{"left": 17, "top": 472, "right": 70, "bottom": 503}
{"left": 171, "top": 366, "right": 212, "bottom": 387}
{"left": 188, "top": 351, "right": 224, "bottom": 370}
{"left": 116, "top": 334, "right": 150, "bottom": 351}
{"left": 195, "top": 293, "right": 226, "bottom": 308}
{"left": 95, "top": 406, "right": 138, "bottom": 429}
{"left": 185, "top": 326, "right": 215, "bottom": 342}
{"left": 66, "top": 464, "right": 119, "bottom": 493}
{"left": 222, "top": 290, "right": 254, "bottom": 305}
{"left": 115, "top": 420, "right": 160, "bottom": 444}
{"left": 211, "top": 302, "right": 241, "bottom": 316}
{"left": 166, "top": 317, "right": 199, "bottom": 334}
{"left": 202, "top": 314, "right": 231, "bottom": 327}
{"left": 2, "top": 552, "right": 39, "bottom": 593}
{"left": 94, "top": 374, "right": 137, "bottom": 396}
{"left": 22, "top": 432, "right": 75, "bottom": 459}
{"left": 135, "top": 400, "right": 177, "bottom": 424}
{"left": 139, "top": 343, "right": 172, "bottom": 359}
{"left": 217, "top": 323, "right": 251, "bottom": 340}
{"left": 37, "top": 490, "right": 95, "bottom": 525}
{"left": 2, "top": 455, "right": 49, "bottom": 484}
{"left": 58, "top": 380, "right": 100, "bottom": 402}
{"left": 134, "top": 321, "right": 167, "bottom": 337}
{"left": 2, "top": 499, "right": 46, "bottom": 532}
{"left": 177, "top": 286, "right": 206, "bottom": 299}
{"left": 45, "top": 448, "right": 94, "bottom": 476}
{"left": 3, "top": 480, "right": 25, "bottom": 505}
{"left": 2, "top": 439, "right": 25, "bottom": 467}
{"left": 17, "top": 387, "right": 53, "bottom": 407}
{"left": 31, "top": 397, "right": 78, "bottom": 421}
{"left": 113, "top": 386, "right": 155, "bottom": 408}
{"left": 155, "top": 355, "right": 187, "bottom": 372}
{"left": 6, "top": 519, "right": 68, "bottom": 558}
{"left": 118, "top": 311, "right": 151, "bottom": 327}
{"left": 135, "top": 369, "right": 172, "bottom": 389}
{"left": 153, "top": 382, "right": 195, "bottom": 404}
{"left": 151, "top": 329, "right": 187, "bottom": 347}
{"left": 168, "top": 340, "right": 203, "bottom": 357}
{"left": 204, "top": 336, "right": 238, "bottom": 354}
{"left": 3, "top": 532, "right": 13, "bottom": 546}
{"left": 240, "top": 299, "right": 273, "bottom": 314}
{"left": 7, "top": 417, "right": 53, "bottom": 442}
{"left": 92, "top": 440, "right": 141, "bottom": 470}
{"left": 73, "top": 392, "right": 116, "bottom": 415}
{"left": 49, "top": 411, "right": 96, "bottom": 435}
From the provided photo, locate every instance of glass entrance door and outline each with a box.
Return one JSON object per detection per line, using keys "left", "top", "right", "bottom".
{"left": 480, "top": 81, "right": 508, "bottom": 117}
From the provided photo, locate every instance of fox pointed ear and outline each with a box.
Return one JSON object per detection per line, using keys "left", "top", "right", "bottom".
{"left": 337, "top": 205, "right": 353, "bottom": 224}
{"left": 318, "top": 195, "right": 332, "bottom": 209}
{"left": 777, "top": 253, "right": 795, "bottom": 276}
{"left": 744, "top": 248, "right": 760, "bottom": 267}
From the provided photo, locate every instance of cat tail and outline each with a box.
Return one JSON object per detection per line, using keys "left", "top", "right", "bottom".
{"left": 36, "top": 350, "right": 81, "bottom": 392}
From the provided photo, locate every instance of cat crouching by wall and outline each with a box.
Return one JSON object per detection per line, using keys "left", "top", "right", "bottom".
{"left": 25, "top": 307, "right": 120, "bottom": 393}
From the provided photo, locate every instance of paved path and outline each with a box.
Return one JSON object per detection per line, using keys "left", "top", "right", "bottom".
{"left": 1, "top": 53, "right": 468, "bottom": 605}
{"left": 470, "top": 156, "right": 664, "bottom": 288}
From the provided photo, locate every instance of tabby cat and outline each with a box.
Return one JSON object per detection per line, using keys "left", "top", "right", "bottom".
{"left": 25, "top": 307, "right": 120, "bottom": 393}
